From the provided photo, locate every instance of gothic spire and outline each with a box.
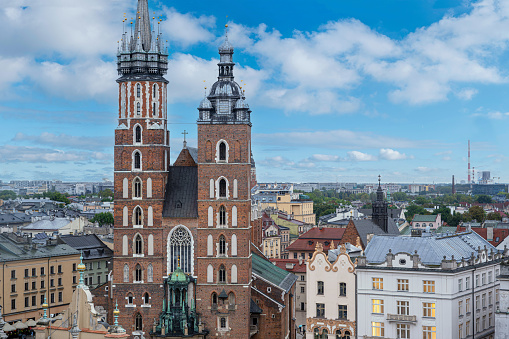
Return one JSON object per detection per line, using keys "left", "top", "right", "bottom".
{"left": 131, "top": 0, "right": 152, "bottom": 52}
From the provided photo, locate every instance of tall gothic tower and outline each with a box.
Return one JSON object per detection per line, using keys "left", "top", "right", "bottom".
{"left": 372, "top": 176, "right": 388, "bottom": 232}
{"left": 112, "top": 0, "right": 169, "bottom": 334}
{"left": 195, "top": 27, "right": 253, "bottom": 337}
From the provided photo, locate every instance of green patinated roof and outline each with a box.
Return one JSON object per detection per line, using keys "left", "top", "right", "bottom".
{"left": 400, "top": 225, "right": 411, "bottom": 235}
{"left": 170, "top": 267, "right": 189, "bottom": 283}
{"left": 252, "top": 253, "right": 297, "bottom": 293}
{"left": 412, "top": 214, "right": 439, "bottom": 222}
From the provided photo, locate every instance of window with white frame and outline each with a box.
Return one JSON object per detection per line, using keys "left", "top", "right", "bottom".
{"left": 372, "top": 278, "right": 383, "bottom": 290}
{"left": 423, "top": 302, "right": 435, "bottom": 317}
{"left": 397, "top": 300, "right": 409, "bottom": 315}
{"left": 397, "top": 279, "right": 409, "bottom": 291}
{"left": 423, "top": 280, "right": 435, "bottom": 293}
{"left": 371, "top": 322, "right": 384, "bottom": 337}
{"left": 372, "top": 299, "right": 384, "bottom": 314}
{"left": 396, "top": 323, "right": 410, "bottom": 339}
{"left": 422, "top": 326, "right": 436, "bottom": 339}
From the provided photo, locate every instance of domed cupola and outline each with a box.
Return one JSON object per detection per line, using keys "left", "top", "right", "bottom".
{"left": 197, "top": 24, "right": 251, "bottom": 126}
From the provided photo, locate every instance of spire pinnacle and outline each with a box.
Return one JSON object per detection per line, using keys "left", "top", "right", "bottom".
{"left": 131, "top": 0, "right": 152, "bottom": 52}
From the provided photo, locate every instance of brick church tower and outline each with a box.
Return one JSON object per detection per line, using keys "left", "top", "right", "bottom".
{"left": 112, "top": 0, "right": 170, "bottom": 334}
{"left": 194, "top": 26, "right": 253, "bottom": 337}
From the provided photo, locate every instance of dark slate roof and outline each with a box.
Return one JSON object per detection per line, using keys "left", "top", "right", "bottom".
{"left": 162, "top": 166, "right": 198, "bottom": 218}
{"left": 250, "top": 299, "right": 263, "bottom": 314}
{"left": 0, "top": 233, "right": 79, "bottom": 262}
{"left": 59, "top": 234, "right": 113, "bottom": 260}
{"left": 252, "top": 253, "right": 297, "bottom": 293}
{"left": 359, "top": 208, "right": 402, "bottom": 219}
{"left": 365, "top": 231, "right": 497, "bottom": 265}
{"left": 353, "top": 218, "right": 400, "bottom": 248}
{"left": 188, "top": 147, "right": 198, "bottom": 164}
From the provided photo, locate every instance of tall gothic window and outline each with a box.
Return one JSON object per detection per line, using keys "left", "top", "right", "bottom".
{"left": 153, "top": 102, "right": 156, "bottom": 116}
{"left": 143, "top": 292, "right": 149, "bottom": 304}
{"left": 134, "top": 235, "right": 143, "bottom": 254}
{"left": 135, "top": 264, "right": 142, "bottom": 282}
{"left": 228, "top": 292, "right": 235, "bottom": 305}
{"left": 134, "top": 151, "right": 141, "bottom": 169}
{"left": 136, "top": 102, "right": 141, "bottom": 115}
{"left": 219, "top": 206, "right": 226, "bottom": 226}
{"left": 135, "top": 126, "right": 142, "bottom": 143}
{"left": 135, "top": 313, "right": 143, "bottom": 331}
{"left": 134, "top": 207, "right": 142, "bottom": 226}
{"left": 123, "top": 264, "right": 129, "bottom": 282}
{"left": 137, "top": 84, "right": 141, "bottom": 98}
{"left": 219, "top": 179, "right": 227, "bottom": 198}
{"left": 211, "top": 292, "right": 218, "bottom": 307}
{"left": 219, "top": 142, "right": 226, "bottom": 161}
{"left": 168, "top": 226, "right": 192, "bottom": 274}
{"left": 133, "top": 178, "right": 142, "bottom": 198}
{"left": 147, "top": 264, "right": 153, "bottom": 282}
{"left": 219, "top": 265, "right": 226, "bottom": 283}
{"left": 219, "top": 235, "right": 226, "bottom": 255}
{"left": 127, "top": 293, "right": 133, "bottom": 304}
{"left": 153, "top": 84, "right": 157, "bottom": 98}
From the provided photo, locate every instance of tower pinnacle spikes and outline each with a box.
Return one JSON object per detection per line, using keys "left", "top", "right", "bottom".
{"left": 131, "top": 0, "right": 152, "bottom": 52}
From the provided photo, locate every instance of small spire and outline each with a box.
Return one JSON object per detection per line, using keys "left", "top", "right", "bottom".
{"left": 182, "top": 130, "right": 188, "bottom": 149}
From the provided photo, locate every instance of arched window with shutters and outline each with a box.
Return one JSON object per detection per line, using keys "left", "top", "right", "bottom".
{"left": 218, "top": 265, "right": 226, "bottom": 283}
{"left": 134, "top": 234, "right": 143, "bottom": 255}
{"left": 219, "top": 206, "right": 226, "bottom": 226}
{"left": 135, "top": 264, "right": 142, "bottom": 282}
{"left": 219, "top": 235, "right": 226, "bottom": 256}
{"left": 133, "top": 177, "right": 142, "bottom": 198}
{"left": 135, "top": 125, "right": 142, "bottom": 143}
{"left": 135, "top": 313, "right": 143, "bottom": 331}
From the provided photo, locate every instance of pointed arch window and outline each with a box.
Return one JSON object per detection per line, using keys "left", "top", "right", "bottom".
{"left": 153, "top": 84, "right": 157, "bottom": 98}
{"left": 134, "top": 151, "right": 141, "bottom": 169}
{"left": 211, "top": 292, "right": 218, "bottom": 308}
{"left": 143, "top": 292, "right": 149, "bottom": 304}
{"left": 220, "top": 317, "right": 226, "bottom": 329}
{"left": 219, "top": 142, "right": 226, "bottom": 161}
{"left": 228, "top": 292, "right": 235, "bottom": 306}
{"left": 152, "top": 102, "right": 156, "bottom": 116}
{"left": 135, "top": 264, "right": 142, "bottom": 282}
{"left": 136, "top": 102, "right": 141, "bottom": 115}
{"left": 168, "top": 226, "right": 192, "bottom": 274}
{"left": 134, "top": 234, "right": 143, "bottom": 254}
{"left": 147, "top": 264, "right": 153, "bottom": 282}
{"left": 134, "top": 207, "right": 142, "bottom": 226}
{"left": 219, "top": 235, "right": 226, "bottom": 256}
{"left": 135, "top": 126, "right": 142, "bottom": 143}
{"left": 127, "top": 293, "right": 133, "bottom": 304}
{"left": 219, "top": 265, "right": 226, "bottom": 283}
{"left": 123, "top": 264, "right": 129, "bottom": 282}
{"left": 133, "top": 178, "right": 142, "bottom": 198}
{"left": 219, "top": 206, "right": 226, "bottom": 226}
{"left": 135, "top": 313, "right": 143, "bottom": 331}
{"left": 136, "top": 84, "right": 141, "bottom": 98}
{"left": 219, "top": 179, "right": 227, "bottom": 198}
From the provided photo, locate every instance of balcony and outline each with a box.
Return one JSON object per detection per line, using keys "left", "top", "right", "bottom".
{"left": 386, "top": 314, "right": 417, "bottom": 323}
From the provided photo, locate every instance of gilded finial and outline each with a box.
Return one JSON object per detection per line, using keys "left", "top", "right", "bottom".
{"left": 330, "top": 240, "right": 335, "bottom": 250}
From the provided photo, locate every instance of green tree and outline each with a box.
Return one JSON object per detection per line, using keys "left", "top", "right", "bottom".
{"left": 0, "top": 190, "right": 16, "bottom": 200}
{"left": 467, "top": 206, "right": 485, "bottom": 223}
{"left": 405, "top": 204, "right": 428, "bottom": 222}
{"left": 475, "top": 195, "right": 493, "bottom": 204}
{"left": 392, "top": 192, "right": 408, "bottom": 201}
{"left": 433, "top": 205, "right": 452, "bottom": 225}
{"left": 449, "top": 212, "right": 463, "bottom": 227}
{"left": 90, "top": 212, "right": 114, "bottom": 226}
{"left": 99, "top": 189, "right": 114, "bottom": 199}
{"left": 414, "top": 196, "right": 429, "bottom": 205}
{"left": 42, "top": 191, "right": 70, "bottom": 204}
{"left": 486, "top": 211, "right": 502, "bottom": 221}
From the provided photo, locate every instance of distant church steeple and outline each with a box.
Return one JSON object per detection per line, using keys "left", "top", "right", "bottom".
{"left": 372, "top": 175, "right": 389, "bottom": 232}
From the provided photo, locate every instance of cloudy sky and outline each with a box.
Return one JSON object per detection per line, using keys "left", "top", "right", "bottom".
{"left": 1, "top": 0, "right": 509, "bottom": 184}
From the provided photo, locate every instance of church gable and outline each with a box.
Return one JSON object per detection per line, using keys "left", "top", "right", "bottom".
{"left": 162, "top": 166, "right": 198, "bottom": 218}
{"left": 174, "top": 147, "right": 198, "bottom": 167}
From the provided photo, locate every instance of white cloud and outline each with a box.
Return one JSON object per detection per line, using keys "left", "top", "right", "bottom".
{"left": 456, "top": 88, "right": 478, "bottom": 100}
{"left": 255, "top": 129, "right": 432, "bottom": 149}
{"left": 379, "top": 148, "right": 408, "bottom": 160}
{"left": 161, "top": 7, "right": 215, "bottom": 47}
{"left": 311, "top": 154, "right": 340, "bottom": 161}
{"left": 0, "top": 145, "right": 111, "bottom": 163}
{"left": 347, "top": 151, "right": 376, "bottom": 161}
{"left": 12, "top": 132, "right": 112, "bottom": 151}
{"left": 471, "top": 111, "right": 509, "bottom": 119}
{"left": 415, "top": 166, "right": 436, "bottom": 173}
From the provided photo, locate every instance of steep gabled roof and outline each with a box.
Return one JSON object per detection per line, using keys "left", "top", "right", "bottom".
{"left": 252, "top": 253, "right": 297, "bottom": 293}
{"left": 162, "top": 166, "right": 198, "bottom": 218}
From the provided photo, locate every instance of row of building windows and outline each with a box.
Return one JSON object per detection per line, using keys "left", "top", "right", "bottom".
{"left": 316, "top": 281, "right": 347, "bottom": 296}
{"left": 121, "top": 205, "right": 154, "bottom": 227}
{"left": 312, "top": 328, "right": 351, "bottom": 339}
{"left": 207, "top": 205, "right": 239, "bottom": 228}
{"left": 11, "top": 265, "right": 65, "bottom": 279}
{"left": 123, "top": 263, "right": 154, "bottom": 283}
{"left": 372, "top": 278, "right": 435, "bottom": 293}
{"left": 10, "top": 292, "right": 64, "bottom": 311}
{"left": 371, "top": 299, "right": 435, "bottom": 317}
{"left": 206, "top": 264, "right": 238, "bottom": 284}
{"left": 315, "top": 303, "right": 348, "bottom": 320}
{"left": 371, "top": 323, "right": 435, "bottom": 339}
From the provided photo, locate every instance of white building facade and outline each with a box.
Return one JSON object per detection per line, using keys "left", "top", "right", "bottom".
{"left": 357, "top": 232, "right": 508, "bottom": 339}
{"left": 495, "top": 260, "right": 509, "bottom": 339}
{"left": 306, "top": 242, "right": 356, "bottom": 339}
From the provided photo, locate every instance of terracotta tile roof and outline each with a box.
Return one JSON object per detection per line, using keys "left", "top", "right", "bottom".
{"left": 456, "top": 226, "right": 509, "bottom": 247}
{"left": 270, "top": 258, "right": 306, "bottom": 273}
{"left": 286, "top": 227, "right": 345, "bottom": 252}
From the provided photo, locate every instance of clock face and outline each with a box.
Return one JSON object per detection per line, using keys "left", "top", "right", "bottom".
{"left": 219, "top": 100, "right": 230, "bottom": 114}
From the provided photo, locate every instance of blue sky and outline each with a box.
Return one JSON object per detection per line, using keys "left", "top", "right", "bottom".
{"left": 1, "top": 0, "right": 508, "bottom": 184}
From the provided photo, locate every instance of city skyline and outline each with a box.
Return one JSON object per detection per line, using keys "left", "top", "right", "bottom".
{"left": 1, "top": 0, "right": 509, "bottom": 183}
